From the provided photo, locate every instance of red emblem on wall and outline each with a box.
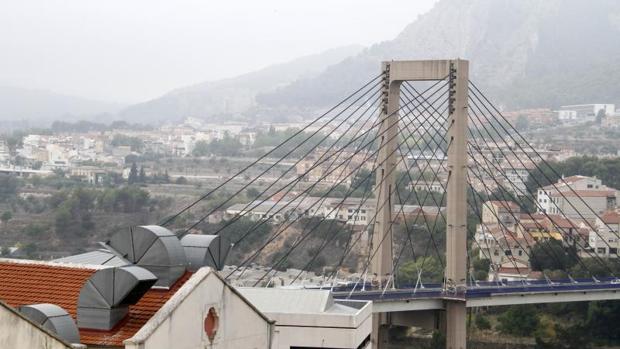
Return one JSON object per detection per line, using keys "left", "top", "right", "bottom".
{"left": 204, "top": 307, "right": 219, "bottom": 342}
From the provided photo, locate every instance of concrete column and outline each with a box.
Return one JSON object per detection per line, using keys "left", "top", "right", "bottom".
{"left": 444, "top": 59, "right": 469, "bottom": 349}
{"left": 370, "top": 62, "right": 400, "bottom": 283}
{"left": 370, "top": 62, "right": 401, "bottom": 349}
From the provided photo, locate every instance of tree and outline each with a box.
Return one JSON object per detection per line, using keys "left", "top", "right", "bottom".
{"left": 139, "top": 166, "right": 146, "bottom": 183}
{"left": 192, "top": 140, "right": 210, "bottom": 157}
{"left": 128, "top": 162, "right": 138, "bottom": 185}
{"left": 175, "top": 176, "right": 188, "bottom": 185}
{"left": 397, "top": 257, "right": 444, "bottom": 285}
{"left": 530, "top": 239, "right": 577, "bottom": 272}
{"left": 1, "top": 211, "right": 12, "bottom": 225}
{"left": 472, "top": 257, "right": 491, "bottom": 281}
{"left": 515, "top": 115, "right": 530, "bottom": 131}
{"left": 475, "top": 314, "right": 492, "bottom": 330}
{"left": 0, "top": 174, "right": 19, "bottom": 201}
{"left": 0, "top": 246, "right": 10, "bottom": 256}
{"left": 497, "top": 305, "right": 539, "bottom": 336}
{"left": 595, "top": 109, "right": 606, "bottom": 125}
{"left": 246, "top": 187, "right": 261, "bottom": 199}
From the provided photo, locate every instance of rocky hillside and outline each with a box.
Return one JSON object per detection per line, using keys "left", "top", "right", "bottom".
{"left": 259, "top": 0, "right": 620, "bottom": 110}
{"left": 119, "top": 45, "right": 363, "bottom": 124}
{"left": 120, "top": 0, "right": 620, "bottom": 123}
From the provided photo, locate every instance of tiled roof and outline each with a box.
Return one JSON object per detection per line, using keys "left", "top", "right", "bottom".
{"left": 600, "top": 210, "right": 620, "bottom": 224}
{"left": 81, "top": 272, "right": 191, "bottom": 347}
{"left": 549, "top": 189, "right": 615, "bottom": 198}
{"left": 487, "top": 200, "right": 520, "bottom": 210}
{"left": 0, "top": 259, "right": 191, "bottom": 348}
{"left": 0, "top": 260, "right": 96, "bottom": 317}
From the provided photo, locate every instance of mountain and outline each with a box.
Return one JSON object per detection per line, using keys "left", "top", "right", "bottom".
{"left": 259, "top": 0, "right": 620, "bottom": 110}
{"left": 119, "top": 45, "right": 364, "bottom": 124}
{"left": 0, "top": 86, "right": 123, "bottom": 124}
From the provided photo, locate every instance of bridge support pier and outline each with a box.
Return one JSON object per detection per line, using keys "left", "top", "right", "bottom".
{"left": 369, "top": 59, "right": 469, "bottom": 349}
{"left": 444, "top": 60, "right": 469, "bottom": 349}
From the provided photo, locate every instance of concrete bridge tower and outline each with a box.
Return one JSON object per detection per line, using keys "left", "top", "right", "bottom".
{"left": 370, "top": 59, "right": 469, "bottom": 349}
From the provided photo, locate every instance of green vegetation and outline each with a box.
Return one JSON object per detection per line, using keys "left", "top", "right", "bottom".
{"left": 474, "top": 314, "right": 491, "bottom": 330}
{"left": 111, "top": 134, "right": 144, "bottom": 152}
{"left": 0, "top": 174, "right": 20, "bottom": 201}
{"left": 50, "top": 186, "right": 153, "bottom": 237}
{"left": 397, "top": 257, "right": 443, "bottom": 284}
{"left": 497, "top": 305, "right": 540, "bottom": 336}
{"left": 193, "top": 134, "right": 243, "bottom": 157}
{"left": 529, "top": 156, "right": 620, "bottom": 192}
{"left": 529, "top": 240, "right": 578, "bottom": 272}
{"left": 1, "top": 211, "right": 12, "bottom": 225}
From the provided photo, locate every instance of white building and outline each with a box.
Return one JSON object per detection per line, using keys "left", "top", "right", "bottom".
{"left": 591, "top": 211, "right": 620, "bottom": 257}
{"left": 537, "top": 175, "right": 617, "bottom": 219}
{"left": 240, "top": 288, "right": 372, "bottom": 349}
{"left": 557, "top": 104, "right": 615, "bottom": 122}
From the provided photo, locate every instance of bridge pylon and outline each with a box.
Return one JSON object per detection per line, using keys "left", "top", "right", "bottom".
{"left": 369, "top": 59, "right": 469, "bottom": 349}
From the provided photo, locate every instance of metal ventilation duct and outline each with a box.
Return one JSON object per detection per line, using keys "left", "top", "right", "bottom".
{"left": 77, "top": 265, "right": 157, "bottom": 330}
{"left": 108, "top": 225, "right": 187, "bottom": 287}
{"left": 180, "top": 234, "right": 231, "bottom": 271}
{"left": 19, "top": 303, "right": 81, "bottom": 344}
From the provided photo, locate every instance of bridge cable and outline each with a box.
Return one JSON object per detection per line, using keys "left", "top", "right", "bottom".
{"left": 469, "top": 82, "right": 620, "bottom": 245}
{"left": 158, "top": 74, "right": 383, "bottom": 227}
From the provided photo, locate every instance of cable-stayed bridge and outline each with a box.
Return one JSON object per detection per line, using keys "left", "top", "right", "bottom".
{"left": 157, "top": 60, "right": 620, "bottom": 349}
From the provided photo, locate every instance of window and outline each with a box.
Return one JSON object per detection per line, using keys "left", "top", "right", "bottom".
{"left": 504, "top": 250, "right": 512, "bottom": 256}
{"left": 518, "top": 250, "right": 523, "bottom": 256}
{"left": 610, "top": 248, "right": 618, "bottom": 255}
{"left": 597, "top": 248, "right": 606, "bottom": 254}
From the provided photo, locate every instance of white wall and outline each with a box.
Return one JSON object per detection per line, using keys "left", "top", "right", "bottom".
{"left": 125, "top": 270, "right": 272, "bottom": 349}
{"left": 0, "top": 302, "right": 73, "bottom": 349}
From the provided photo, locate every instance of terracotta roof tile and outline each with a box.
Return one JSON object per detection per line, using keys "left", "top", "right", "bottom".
{"left": 0, "top": 259, "right": 192, "bottom": 348}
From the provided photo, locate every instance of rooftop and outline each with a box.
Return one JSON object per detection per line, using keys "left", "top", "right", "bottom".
{"left": 0, "top": 258, "right": 191, "bottom": 347}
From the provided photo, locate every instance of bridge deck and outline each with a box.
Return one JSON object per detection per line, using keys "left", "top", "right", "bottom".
{"left": 330, "top": 278, "right": 620, "bottom": 312}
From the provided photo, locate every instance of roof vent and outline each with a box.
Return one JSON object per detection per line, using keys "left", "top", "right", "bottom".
{"left": 77, "top": 265, "right": 157, "bottom": 330}
{"left": 19, "top": 303, "right": 80, "bottom": 344}
{"left": 107, "top": 225, "right": 187, "bottom": 287}
{"left": 180, "top": 234, "right": 231, "bottom": 271}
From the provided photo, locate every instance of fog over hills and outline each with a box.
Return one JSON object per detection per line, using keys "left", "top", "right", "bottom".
{"left": 118, "top": 45, "right": 364, "bottom": 124}
{"left": 0, "top": 85, "right": 123, "bottom": 124}
{"left": 260, "top": 0, "right": 620, "bottom": 110}
{"left": 3, "top": 0, "right": 620, "bottom": 125}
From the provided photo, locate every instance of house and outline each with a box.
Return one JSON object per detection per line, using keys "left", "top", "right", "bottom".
{"left": 537, "top": 175, "right": 617, "bottom": 219}
{"left": 591, "top": 210, "right": 620, "bottom": 257}
{"left": 557, "top": 104, "right": 615, "bottom": 122}
{"left": 481, "top": 201, "right": 520, "bottom": 227}
{"left": 489, "top": 259, "right": 532, "bottom": 282}
{"left": 0, "top": 225, "right": 372, "bottom": 349}
{"left": 474, "top": 225, "right": 532, "bottom": 265}
{"left": 409, "top": 179, "right": 446, "bottom": 194}
{"left": 0, "top": 259, "right": 272, "bottom": 349}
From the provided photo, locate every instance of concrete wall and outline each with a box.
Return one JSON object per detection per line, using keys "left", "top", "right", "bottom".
{"left": 125, "top": 269, "right": 272, "bottom": 349}
{"left": 270, "top": 314, "right": 372, "bottom": 349}
{"left": 0, "top": 301, "right": 73, "bottom": 349}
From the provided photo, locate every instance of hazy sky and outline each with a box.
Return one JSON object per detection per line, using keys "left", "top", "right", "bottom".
{"left": 0, "top": 0, "right": 438, "bottom": 103}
